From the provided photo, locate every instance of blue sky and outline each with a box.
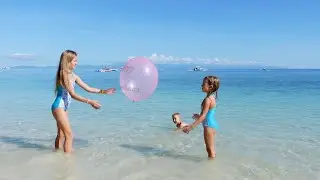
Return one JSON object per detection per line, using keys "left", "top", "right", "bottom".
{"left": 0, "top": 0, "right": 319, "bottom": 68}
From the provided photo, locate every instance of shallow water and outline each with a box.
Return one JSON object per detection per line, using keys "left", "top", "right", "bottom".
{"left": 0, "top": 65, "right": 319, "bottom": 179}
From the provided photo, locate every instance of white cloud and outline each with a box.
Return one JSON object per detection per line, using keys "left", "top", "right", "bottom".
{"left": 128, "top": 53, "right": 263, "bottom": 65}
{"left": 6, "top": 53, "right": 36, "bottom": 60}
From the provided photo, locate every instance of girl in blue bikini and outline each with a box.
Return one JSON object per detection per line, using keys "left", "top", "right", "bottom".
{"left": 51, "top": 50, "right": 116, "bottom": 153}
{"left": 183, "top": 76, "right": 220, "bottom": 159}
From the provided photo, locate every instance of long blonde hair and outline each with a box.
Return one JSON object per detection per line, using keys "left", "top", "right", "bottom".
{"left": 54, "top": 50, "right": 77, "bottom": 94}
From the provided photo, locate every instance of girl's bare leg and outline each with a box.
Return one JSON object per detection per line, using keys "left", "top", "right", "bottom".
{"left": 204, "top": 127, "right": 216, "bottom": 159}
{"left": 54, "top": 122, "right": 65, "bottom": 150}
{"left": 52, "top": 109, "right": 73, "bottom": 153}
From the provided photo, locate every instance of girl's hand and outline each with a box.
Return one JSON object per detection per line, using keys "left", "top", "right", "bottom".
{"left": 101, "top": 88, "right": 116, "bottom": 95}
{"left": 192, "top": 113, "right": 200, "bottom": 120}
{"left": 182, "top": 125, "right": 193, "bottom": 134}
{"left": 89, "top": 100, "right": 101, "bottom": 109}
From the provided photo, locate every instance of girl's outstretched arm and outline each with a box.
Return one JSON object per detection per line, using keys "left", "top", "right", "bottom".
{"left": 67, "top": 81, "right": 101, "bottom": 109}
{"left": 74, "top": 74, "right": 102, "bottom": 93}
{"left": 191, "top": 98, "right": 210, "bottom": 128}
{"left": 182, "top": 98, "right": 210, "bottom": 133}
{"left": 74, "top": 74, "right": 115, "bottom": 94}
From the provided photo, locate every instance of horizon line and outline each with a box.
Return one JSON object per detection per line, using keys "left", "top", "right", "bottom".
{"left": 3, "top": 64, "right": 320, "bottom": 70}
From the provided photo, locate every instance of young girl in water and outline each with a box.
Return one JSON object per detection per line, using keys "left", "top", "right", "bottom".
{"left": 183, "top": 76, "right": 220, "bottom": 159}
{"left": 51, "top": 50, "right": 116, "bottom": 153}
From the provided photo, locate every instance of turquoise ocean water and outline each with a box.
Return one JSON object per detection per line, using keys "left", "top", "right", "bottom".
{"left": 0, "top": 65, "right": 319, "bottom": 180}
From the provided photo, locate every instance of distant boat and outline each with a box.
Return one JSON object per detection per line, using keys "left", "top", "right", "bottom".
{"left": 95, "top": 66, "right": 118, "bottom": 72}
{"left": 0, "top": 66, "right": 10, "bottom": 71}
{"left": 188, "top": 66, "right": 208, "bottom": 72}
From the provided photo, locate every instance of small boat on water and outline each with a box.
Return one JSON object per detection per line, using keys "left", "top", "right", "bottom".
{"left": 96, "top": 66, "right": 118, "bottom": 72}
{"left": 0, "top": 66, "right": 10, "bottom": 71}
{"left": 188, "top": 66, "right": 208, "bottom": 72}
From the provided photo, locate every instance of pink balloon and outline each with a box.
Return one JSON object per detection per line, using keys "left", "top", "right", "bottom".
{"left": 120, "top": 57, "right": 159, "bottom": 102}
